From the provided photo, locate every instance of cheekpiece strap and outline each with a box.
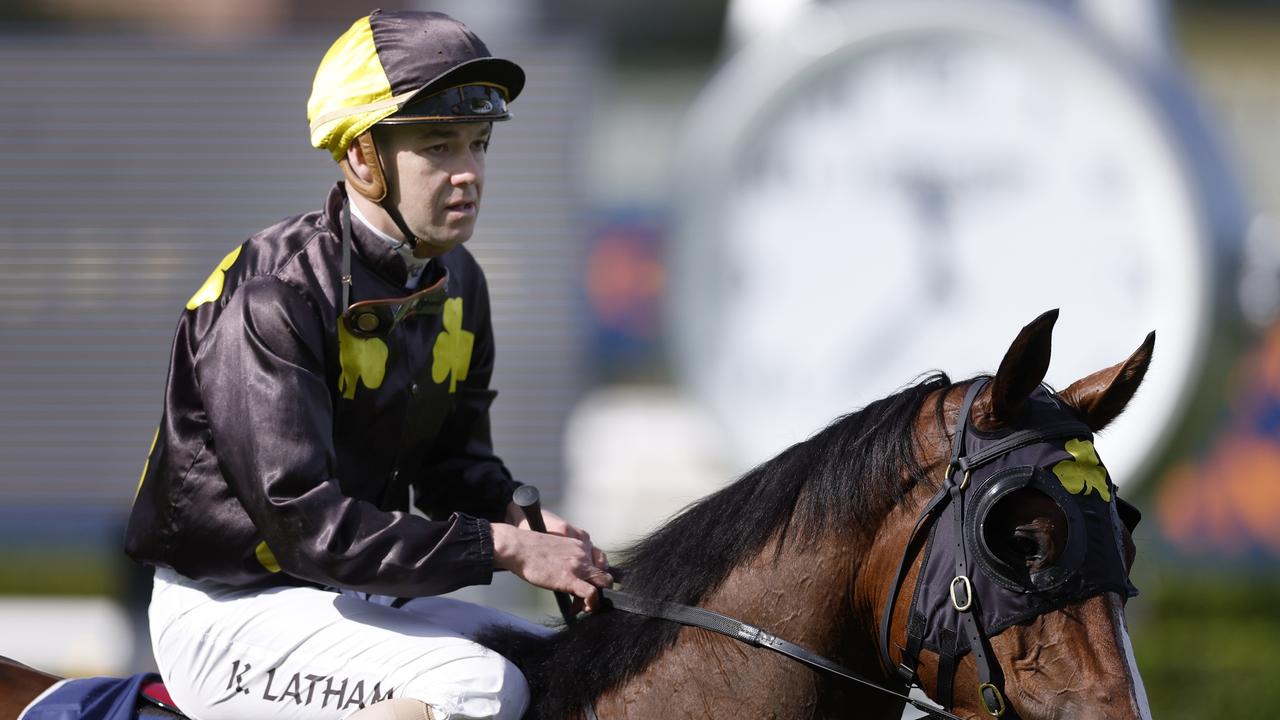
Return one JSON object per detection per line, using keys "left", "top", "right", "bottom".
{"left": 947, "top": 378, "right": 1009, "bottom": 717}
{"left": 899, "top": 611, "right": 927, "bottom": 682}
{"left": 878, "top": 378, "right": 988, "bottom": 683}
{"left": 935, "top": 628, "right": 958, "bottom": 708}
{"left": 879, "top": 483, "right": 952, "bottom": 679}
{"left": 341, "top": 199, "right": 353, "bottom": 313}
{"left": 947, "top": 380, "right": 988, "bottom": 477}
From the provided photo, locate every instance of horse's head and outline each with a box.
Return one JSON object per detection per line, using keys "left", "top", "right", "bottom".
{"left": 878, "top": 309, "right": 1154, "bottom": 720}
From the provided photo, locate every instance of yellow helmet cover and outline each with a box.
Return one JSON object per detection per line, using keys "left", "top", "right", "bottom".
{"left": 307, "top": 10, "right": 525, "bottom": 162}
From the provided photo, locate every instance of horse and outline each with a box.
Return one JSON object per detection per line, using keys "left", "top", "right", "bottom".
{"left": 1, "top": 309, "right": 1154, "bottom": 720}
{"left": 483, "top": 309, "right": 1154, "bottom": 720}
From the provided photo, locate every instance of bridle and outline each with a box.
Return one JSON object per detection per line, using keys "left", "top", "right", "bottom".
{"left": 877, "top": 379, "right": 1139, "bottom": 718}
{"left": 556, "top": 379, "right": 1139, "bottom": 720}
{"left": 878, "top": 378, "right": 1023, "bottom": 717}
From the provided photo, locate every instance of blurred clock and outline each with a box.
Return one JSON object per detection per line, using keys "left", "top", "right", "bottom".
{"left": 671, "top": 0, "right": 1242, "bottom": 489}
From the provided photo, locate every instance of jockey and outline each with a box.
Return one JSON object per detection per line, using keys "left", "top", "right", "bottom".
{"left": 124, "top": 11, "right": 611, "bottom": 720}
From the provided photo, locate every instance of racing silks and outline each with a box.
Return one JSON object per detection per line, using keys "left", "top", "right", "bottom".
{"left": 125, "top": 184, "right": 519, "bottom": 596}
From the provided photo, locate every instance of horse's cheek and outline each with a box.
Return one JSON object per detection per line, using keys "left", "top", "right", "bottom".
{"left": 988, "top": 615, "right": 1076, "bottom": 717}
{"left": 992, "top": 598, "right": 1140, "bottom": 719}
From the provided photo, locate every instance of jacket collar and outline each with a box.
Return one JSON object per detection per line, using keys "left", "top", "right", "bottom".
{"left": 324, "top": 182, "right": 420, "bottom": 290}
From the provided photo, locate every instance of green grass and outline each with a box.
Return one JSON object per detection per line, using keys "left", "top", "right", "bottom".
{"left": 1134, "top": 569, "right": 1280, "bottom": 718}
{"left": 0, "top": 550, "right": 122, "bottom": 597}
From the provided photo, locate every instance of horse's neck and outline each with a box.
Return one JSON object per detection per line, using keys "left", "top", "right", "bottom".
{"left": 0, "top": 656, "right": 60, "bottom": 720}
{"left": 597, "top": 535, "right": 903, "bottom": 719}
{"left": 847, "top": 477, "right": 945, "bottom": 712}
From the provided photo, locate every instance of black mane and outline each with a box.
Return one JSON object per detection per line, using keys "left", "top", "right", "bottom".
{"left": 483, "top": 373, "right": 960, "bottom": 718}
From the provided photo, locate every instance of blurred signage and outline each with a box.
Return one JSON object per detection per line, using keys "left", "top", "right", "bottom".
{"left": 1158, "top": 323, "right": 1280, "bottom": 558}
{"left": 584, "top": 216, "right": 666, "bottom": 378}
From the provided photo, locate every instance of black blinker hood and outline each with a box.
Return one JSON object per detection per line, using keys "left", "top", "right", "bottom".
{"left": 886, "top": 379, "right": 1138, "bottom": 715}
{"left": 911, "top": 386, "right": 1137, "bottom": 657}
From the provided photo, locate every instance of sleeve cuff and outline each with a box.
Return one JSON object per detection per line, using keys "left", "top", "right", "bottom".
{"left": 458, "top": 513, "right": 496, "bottom": 586}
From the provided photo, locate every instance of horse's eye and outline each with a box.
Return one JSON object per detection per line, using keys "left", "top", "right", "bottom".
{"left": 1010, "top": 528, "right": 1049, "bottom": 567}
{"left": 982, "top": 487, "right": 1067, "bottom": 579}
{"left": 1010, "top": 531, "right": 1041, "bottom": 559}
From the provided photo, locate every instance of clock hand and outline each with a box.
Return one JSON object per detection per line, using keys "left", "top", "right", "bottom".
{"left": 894, "top": 167, "right": 956, "bottom": 305}
{"left": 891, "top": 161, "right": 1021, "bottom": 306}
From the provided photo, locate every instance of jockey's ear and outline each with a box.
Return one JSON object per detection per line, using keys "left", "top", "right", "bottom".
{"left": 1060, "top": 331, "right": 1155, "bottom": 433}
{"left": 986, "top": 309, "right": 1057, "bottom": 426}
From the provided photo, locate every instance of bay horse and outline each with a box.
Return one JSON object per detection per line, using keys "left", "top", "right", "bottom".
{"left": 1, "top": 310, "right": 1154, "bottom": 720}
{"left": 484, "top": 309, "right": 1154, "bottom": 720}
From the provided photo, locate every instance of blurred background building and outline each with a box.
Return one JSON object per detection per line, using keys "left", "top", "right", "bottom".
{"left": 0, "top": 0, "right": 1277, "bottom": 717}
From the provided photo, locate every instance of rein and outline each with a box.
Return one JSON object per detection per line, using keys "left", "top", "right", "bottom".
{"left": 599, "top": 588, "right": 964, "bottom": 720}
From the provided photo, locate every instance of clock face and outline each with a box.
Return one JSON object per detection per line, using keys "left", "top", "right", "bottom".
{"left": 671, "top": 0, "right": 1210, "bottom": 489}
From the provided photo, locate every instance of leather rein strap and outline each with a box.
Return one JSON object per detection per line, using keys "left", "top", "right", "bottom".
{"left": 600, "top": 588, "right": 964, "bottom": 720}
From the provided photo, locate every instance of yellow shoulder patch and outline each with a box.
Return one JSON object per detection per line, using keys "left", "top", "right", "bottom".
{"left": 134, "top": 428, "right": 159, "bottom": 500}
{"left": 254, "top": 540, "right": 282, "bottom": 573}
{"left": 186, "top": 245, "right": 243, "bottom": 310}
{"left": 338, "top": 319, "right": 388, "bottom": 399}
{"left": 1052, "top": 438, "right": 1112, "bottom": 502}
{"left": 432, "top": 297, "right": 474, "bottom": 393}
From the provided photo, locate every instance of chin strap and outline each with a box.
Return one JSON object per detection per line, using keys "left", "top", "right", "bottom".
{"left": 340, "top": 131, "right": 422, "bottom": 255}
{"left": 379, "top": 196, "right": 423, "bottom": 256}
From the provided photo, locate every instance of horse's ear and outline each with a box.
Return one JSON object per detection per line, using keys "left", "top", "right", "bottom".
{"left": 989, "top": 309, "right": 1058, "bottom": 424}
{"left": 1060, "top": 331, "right": 1155, "bottom": 432}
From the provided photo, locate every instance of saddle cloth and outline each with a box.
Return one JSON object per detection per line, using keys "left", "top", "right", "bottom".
{"left": 19, "top": 673, "right": 185, "bottom": 720}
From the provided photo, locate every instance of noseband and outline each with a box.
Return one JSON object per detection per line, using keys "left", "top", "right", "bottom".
{"left": 878, "top": 379, "right": 1139, "bottom": 717}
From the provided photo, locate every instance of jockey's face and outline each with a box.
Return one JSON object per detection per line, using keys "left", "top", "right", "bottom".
{"left": 346, "top": 121, "right": 491, "bottom": 257}
{"left": 377, "top": 121, "right": 491, "bottom": 256}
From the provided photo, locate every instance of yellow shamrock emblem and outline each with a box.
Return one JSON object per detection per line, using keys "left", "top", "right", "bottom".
{"left": 255, "top": 541, "right": 282, "bottom": 573}
{"left": 432, "top": 297, "right": 474, "bottom": 393}
{"left": 186, "top": 245, "right": 243, "bottom": 310}
{"left": 1052, "top": 439, "right": 1112, "bottom": 502}
{"left": 338, "top": 320, "right": 388, "bottom": 400}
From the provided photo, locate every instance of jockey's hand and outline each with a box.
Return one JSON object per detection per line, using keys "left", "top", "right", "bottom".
{"left": 492, "top": 519, "right": 613, "bottom": 613}
{"left": 503, "top": 502, "right": 610, "bottom": 574}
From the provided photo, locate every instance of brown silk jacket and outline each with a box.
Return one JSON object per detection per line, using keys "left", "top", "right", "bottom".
{"left": 125, "top": 184, "right": 518, "bottom": 596}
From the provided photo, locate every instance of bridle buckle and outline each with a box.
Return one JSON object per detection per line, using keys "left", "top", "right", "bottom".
{"left": 949, "top": 575, "right": 973, "bottom": 612}
{"left": 979, "top": 682, "right": 1007, "bottom": 717}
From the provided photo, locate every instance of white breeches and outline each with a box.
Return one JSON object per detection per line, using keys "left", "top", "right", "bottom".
{"left": 149, "top": 568, "right": 550, "bottom": 720}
